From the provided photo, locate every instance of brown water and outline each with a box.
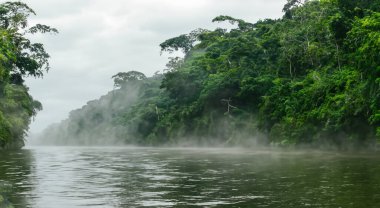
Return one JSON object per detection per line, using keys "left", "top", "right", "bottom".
{"left": 1, "top": 146, "right": 380, "bottom": 207}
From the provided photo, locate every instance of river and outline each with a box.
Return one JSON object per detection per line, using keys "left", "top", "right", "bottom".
{"left": 0, "top": 146, "right": 380, "bottom": 207}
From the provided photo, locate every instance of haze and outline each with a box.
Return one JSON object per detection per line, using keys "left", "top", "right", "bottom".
{"left": 23, "top": 0, "right": 285, "bottom": 134}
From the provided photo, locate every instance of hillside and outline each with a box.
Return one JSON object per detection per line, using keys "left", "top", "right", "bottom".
{"left": 37, "top": 0, "right": 380, "bottom": 148}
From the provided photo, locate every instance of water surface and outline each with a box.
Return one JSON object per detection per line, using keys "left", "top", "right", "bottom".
{"left": 0, "top": 146, "right": 380, "bottom": 207}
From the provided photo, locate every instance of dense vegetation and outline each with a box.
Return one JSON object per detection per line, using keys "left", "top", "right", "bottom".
{"left": 40, "top": 0, "right": 379, "bottom": 148}
{"left": 0, "top": 2, "right": 56, "bottom": 149}
{"left": 38, "top": 72, "right": 163, "bottom": 145}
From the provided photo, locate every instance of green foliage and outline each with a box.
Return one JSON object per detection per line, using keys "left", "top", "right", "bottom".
{"left": 41, "top": 0, "right": 379, "bottom": 148}
{"left": 212, "top": 15, "right": 254, "bottom": 31}
{"left": 0, "top": 2, "right": 55, "bottom": 149}
{"left": 112, "top": 71, "right": 147, "bottom": 89}
{"left": 38, "top": 74, "right": 164, "bottom": 145}
{"left": 159, "top": 28, "right": 207, "bottom": 54}
{"left": 283, "top": 0, "right": 304, "bottom": 13}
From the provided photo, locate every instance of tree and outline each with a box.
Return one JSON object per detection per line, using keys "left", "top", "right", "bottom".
{"left": 35, "top": 0, "right": 380, "bottom": 148}
{"left": 212, "top": 15, "right": 254, "bottom": 31}
{"left": 0, "top": 2, "right": 57, "bottom": 83}
{"left": 283, "top": 0, "right": 304, "bottom": 13}
{"left": 0, "top": 1, "right": 56, "bottom": 149}
{"left": 159, "top": 28, "right": 207, "bottom": 54}
{"left": 112, "top": 71, "right": 146, "bottom": 88}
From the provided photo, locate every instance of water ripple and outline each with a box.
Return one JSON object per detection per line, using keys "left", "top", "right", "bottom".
{"left": 0, "top": 147, "right": 380, "bottom": 207}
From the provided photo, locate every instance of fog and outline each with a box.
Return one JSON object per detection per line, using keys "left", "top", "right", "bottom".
{"left": 24, "top": 0, "right": 285, "bottom": 135}
{"left": 31, "top": 82, "right": 144, "bottom": 146}
{"left": 31, "top": 72, "right": 268, "bottom": 147}
{"left": 6, "top": 145, "right": 380, "bottom": 207}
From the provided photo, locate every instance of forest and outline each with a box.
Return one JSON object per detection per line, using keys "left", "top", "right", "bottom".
{"left": 31, "top": 0, "right": 380, "bottom": 148}
{"left": 0, "top": 2, "right": 56, "bottom": 149}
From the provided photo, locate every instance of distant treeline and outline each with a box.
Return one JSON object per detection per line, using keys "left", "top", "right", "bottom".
{"left": 0, "top": 2, "right": 56, "bottom": 149}
{"left": 39, "top": 0, "right": 380, "bottom": 148}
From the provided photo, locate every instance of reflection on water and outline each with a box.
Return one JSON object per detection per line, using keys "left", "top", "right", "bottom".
{"left": 1, "top": 147, "right": 380, "bottom": 207}
{"left": 0, "top": 149, "right": 35, "bottom": 208}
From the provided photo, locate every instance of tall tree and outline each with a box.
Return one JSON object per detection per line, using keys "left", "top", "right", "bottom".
{"left": 0, "top": 1, "right": 56, "bottom": 149}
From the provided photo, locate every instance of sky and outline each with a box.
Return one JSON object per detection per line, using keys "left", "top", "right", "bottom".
{"left": 23, "top": 0, "right": 286, "bottom": 134}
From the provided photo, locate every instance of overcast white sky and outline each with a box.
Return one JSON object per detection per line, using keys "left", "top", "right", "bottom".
{"left": 23, "top": 0, "right": 286, "bottom": 134}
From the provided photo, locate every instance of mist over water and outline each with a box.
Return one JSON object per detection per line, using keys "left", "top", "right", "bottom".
{"left": 11, "top": 1, "right": 379, "bottom": 207}
{"left": 1, "top": 146, "right": 380, "bottom": 208}
{"left": 31, "top": 82, "right": 144, "bottom": 146}
{"left": 31, "top": 75, "right": 266, "bottom": 147}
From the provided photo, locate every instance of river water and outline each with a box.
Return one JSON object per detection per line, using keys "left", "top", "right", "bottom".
{"left": 0, "top": 146, "right": 380, "bottom": 208}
